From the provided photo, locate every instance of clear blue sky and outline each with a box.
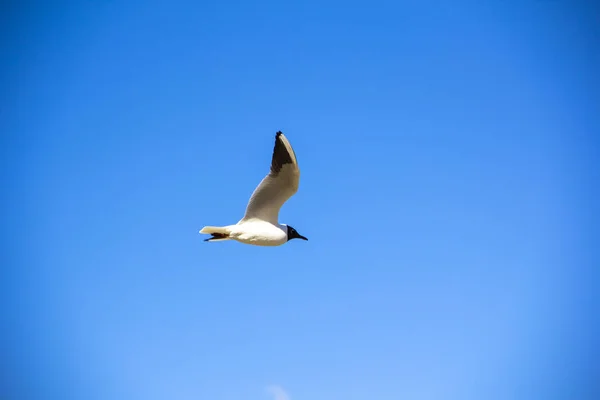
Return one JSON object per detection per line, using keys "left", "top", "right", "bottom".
{"left": 1, "top": 1, "right": 598, "bottom": 399}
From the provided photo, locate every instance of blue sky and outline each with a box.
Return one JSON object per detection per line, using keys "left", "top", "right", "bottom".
{"left": 1, "top": 1, "right": 598, "bottom": 399}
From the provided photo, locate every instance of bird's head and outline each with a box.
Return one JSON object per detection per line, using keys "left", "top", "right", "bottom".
{"left": 285, "top": 225, "right": 308, "bottom": 241}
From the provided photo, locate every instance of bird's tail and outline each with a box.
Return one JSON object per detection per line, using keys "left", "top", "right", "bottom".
{"left": 199, "top": 226, "right": 231, "bottom": 242}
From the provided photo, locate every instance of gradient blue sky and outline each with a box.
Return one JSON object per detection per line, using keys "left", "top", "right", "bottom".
{"left": 1, "top": 1, "right": 598, "bottom": 400}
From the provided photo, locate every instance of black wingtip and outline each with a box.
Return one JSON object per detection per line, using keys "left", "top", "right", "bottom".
{"left": 270, "top": 130, "right": 293, "bottom": 173}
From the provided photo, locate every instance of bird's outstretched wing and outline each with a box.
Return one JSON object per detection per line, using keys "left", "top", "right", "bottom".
{"left": 240, "top": 131, "right": 300, "bottom": 224}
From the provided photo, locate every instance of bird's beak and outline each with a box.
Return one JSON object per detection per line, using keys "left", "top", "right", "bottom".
{"left": 298, "top": 235, "right": 308, "bottom": 241}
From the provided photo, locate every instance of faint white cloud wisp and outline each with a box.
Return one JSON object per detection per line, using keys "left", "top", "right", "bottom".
{"left": 266, "top": 385, "right": 290, "bottom": 400}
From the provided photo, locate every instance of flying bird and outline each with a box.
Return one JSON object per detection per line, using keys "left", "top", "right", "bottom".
{"left": 199, "top": 131, "right": 308, "bottom": 246}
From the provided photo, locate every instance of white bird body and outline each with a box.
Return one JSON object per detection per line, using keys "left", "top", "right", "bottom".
{"left": 204, "top": 220, "right": 288, "bottom": 246}
{"left": 199, "top": 131, "right": 308, "bottom": 246}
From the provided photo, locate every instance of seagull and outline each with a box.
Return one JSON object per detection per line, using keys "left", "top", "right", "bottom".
{"left": 199, "top": 131, "right": 308, "bottom": 246}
